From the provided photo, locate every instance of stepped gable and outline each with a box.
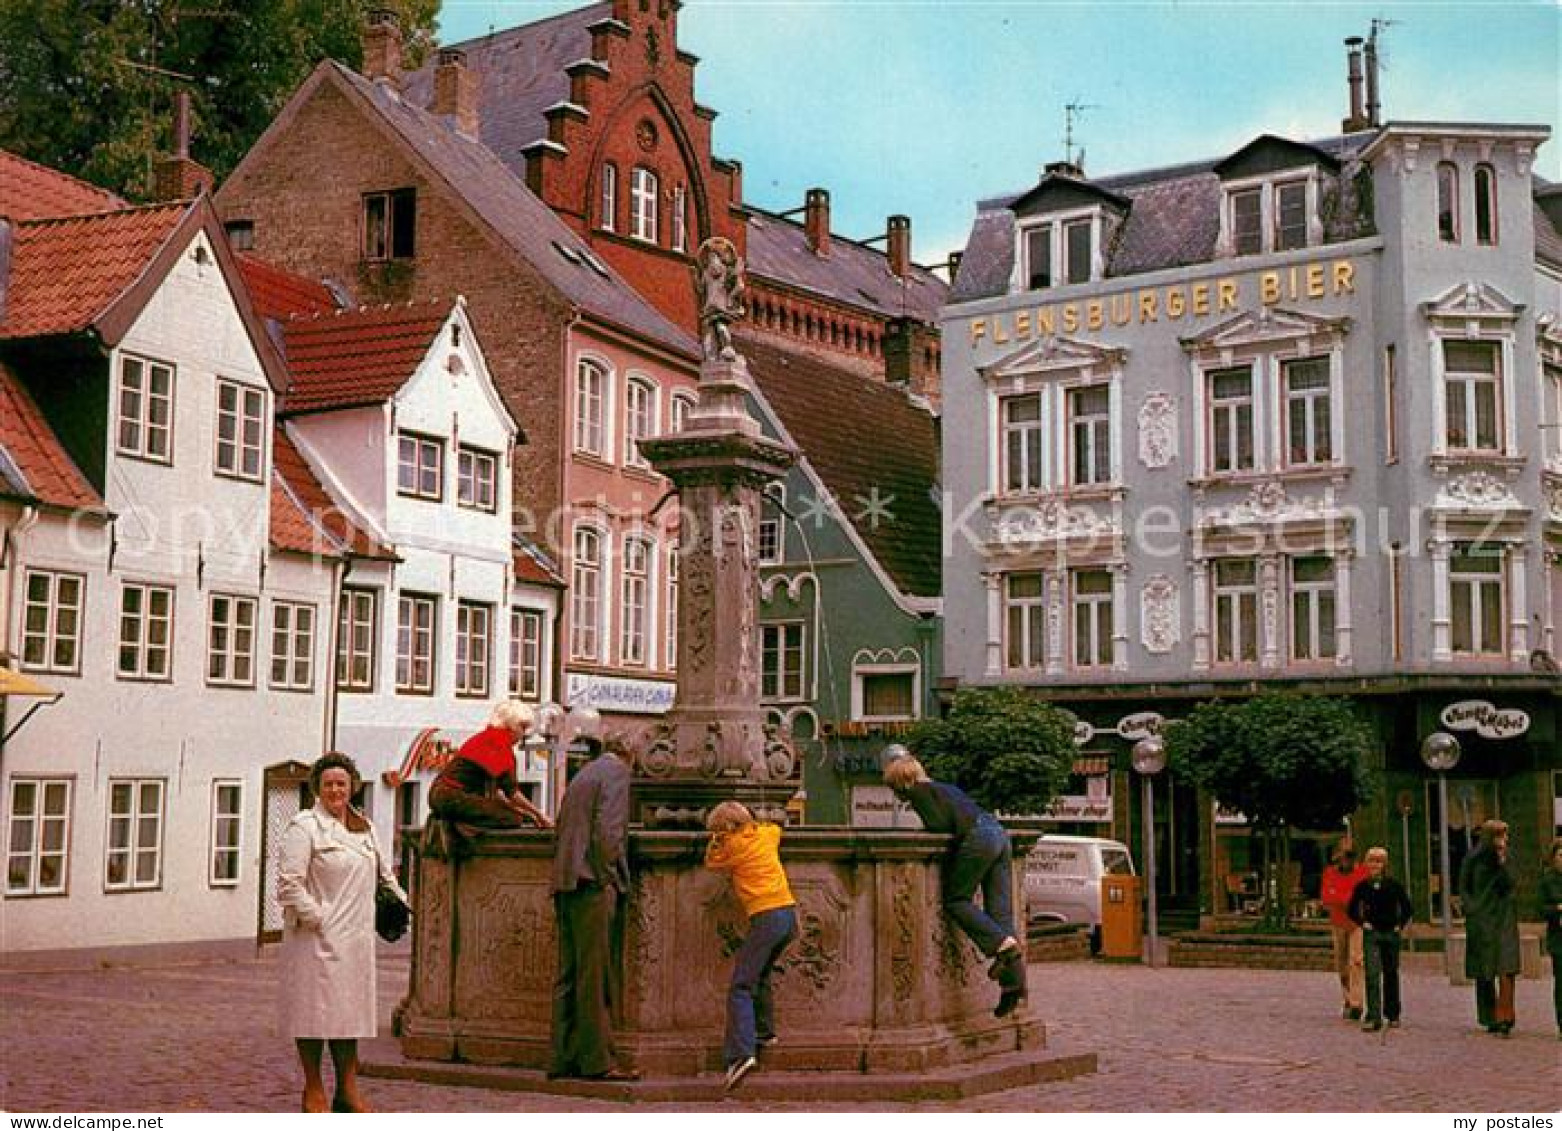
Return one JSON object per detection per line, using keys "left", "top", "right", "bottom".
{"left": 741, "top": 332, "right": 941, "bottom": 599}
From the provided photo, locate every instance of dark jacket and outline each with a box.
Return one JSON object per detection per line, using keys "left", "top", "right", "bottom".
{"left": 1459, "top": 843, "right": 1521, "bottom": 977}
{"left": 896, "top": 780, "right": 989, "bottom": 839}
{"left": 550, "top": 753, "right": 631, "bottom": 895}
{"left": 1347, "top": 875, "right": 1413, "bottom": 933}
{"left": 1539, "top": 868, "right": 1562, "bottom": 959}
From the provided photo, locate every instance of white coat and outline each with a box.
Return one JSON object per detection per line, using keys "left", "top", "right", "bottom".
{"left": 276, "top": 804, "right": 405, "bottom": 1039}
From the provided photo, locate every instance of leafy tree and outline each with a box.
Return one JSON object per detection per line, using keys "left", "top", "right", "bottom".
{"left": 904, "top": 686, "right": 1075, "bottom": 817}
{"left": 0, "top": 0, "right": 437, "bottom": 201}
{"left": 1166, "top": 693, "right": 1375, "bottom": 930}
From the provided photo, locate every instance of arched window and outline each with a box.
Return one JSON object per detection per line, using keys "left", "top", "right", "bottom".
{"left": 1436, "top": 162, "right": 1460, "bottom": 243}
{"left": 631, "top": 166, "right": 659, "bottom": 242}
{"left": 624, "top": 374, "right": 657, "bottom": 467}
{"left": 670, "top": 392, "right": 696, "bottom": 433}
{"left": 600, "top": 163, "right": 618, "bottom": 232}
{"left": 1474, "top": 164, "right": 1497, "bottom": 245}
{"left": 574, "top": 357, "right": 610, "bottom": 457}
{"left": 570, "top": 525, "right": 603, "bottom": 661}
{"left": 619, "top": 535, "right": 654, "bottom": 666}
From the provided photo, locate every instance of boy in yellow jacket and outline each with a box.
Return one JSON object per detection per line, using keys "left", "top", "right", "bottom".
{"left": 705, "top": 801, "right": 798, "bottom": 1092}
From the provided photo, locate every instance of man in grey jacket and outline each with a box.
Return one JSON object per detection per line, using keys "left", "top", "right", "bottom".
{"left": 549, "top": 733, "right": 638, "bottom": 1080}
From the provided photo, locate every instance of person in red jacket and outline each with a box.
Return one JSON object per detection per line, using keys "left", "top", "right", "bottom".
{"left": 1320, "top": 838, "right": 1369, "bottom": 1021}
{"left": 430, "top": 700, "right": 552, "bottom": 829}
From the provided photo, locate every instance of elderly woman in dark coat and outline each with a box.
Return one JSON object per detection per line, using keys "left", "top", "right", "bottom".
{"left": 1458, "top": 819, "right": 1521, "bottom": 1036}
{"left": 1539, "top": 836, "right": 1562, "bottom": 1039}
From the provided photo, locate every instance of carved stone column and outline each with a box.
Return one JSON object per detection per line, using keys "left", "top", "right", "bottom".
{"left": 983, "top": 572, "right": 1003, "bottom": 676}
{"left": 1430, "top": 540, "right": 1452, "bottom": 662}
{"left": 1191, "top": 559, "right": 1211, "bottom": 670}
{"left": 1259, "top": 554, "right": 1281, "bottom": 669}
{"left": 1334, "top": 549, "right": 1354, "bottom": 666}
{"left": 1110, "top": 562, "right": 1130, "bottom": 671}
{"left": 1507, "top": 544, "right": 1528, "bottom": 661}
{"left": 1045, "top": 569, "right": 1066, "bottom": 676}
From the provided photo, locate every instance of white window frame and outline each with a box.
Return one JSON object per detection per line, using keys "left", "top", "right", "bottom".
{"left": 665, "top": 544, "right": 679, "bottom": 670}
{"left": 574, "top": 357, "right": 612, "bottom": 458}
{"left": 851, "top": 663, "right": 921, "bottom": 723}
{"left": 1001, "top": 392, "right": 1045, "bottom": 494}
{"left": 760, "top": 621, "right": 806, "bottom": 703}
{"left": 1441, "top": 340, "right": 1504, "bottom": 455}
{"left": 1212, "top": 558, "right": 1259, "bottom": 665}
{"left": 209, "top": 779, "right": 243, "bottom": 888}
{"left": 116, "top": 354, "right": 174, "bottom": 463}
{"left": 623, "top": 375, "right": 657, "bottom": 468}
{"left": 207, "top": 593, "right": 258, "bottom": 687}
{"left": 397, "top": 432, "right": 444, "bottom": 500}
{"left": 1207, "top": 366, "right": 1256, "bottom": 475}
{"left": 1071, "top": 568, "right": 1114, "bottom": 670}
{"left": 1067, "top": 383, "right": 1112, "bottom": 487}
{"left": 1281, "top": 356, "right": 1334, "bottom": 468}
{"left": 1220, "top": 171, "right": 1319, "bottom": 257}
{"left": 454, "top": 600, "right": 492, "bottom": 698}
{"left": 630, "top": 166, "right": 659, "bottom": 243}
{"left": 456, "top": 445, "right": 499, "bottom": 512}
{"left": 1004, "top": 572, "right": 1048, "bottom": 672}
{"left": 21, "top": 569, "right": 84, "bottom": 675}
{"left": 1289, "top": 555, "right": 1338, "bottom": 663}
{"left": 1436, "top": 161, "right": 1461, "bottom": 243}
{"left": 670, "top": 392, "right": 696, "bottom": 433}
{"left": 509, "top": 607, "right": 544, "bottom": 700}
{"left": 214, "top": 379, "right": 266, "bottom": 482}
{"left": 396, "top": 592, "right": 438, "bottom": 694}
{"left": 1473, "top": 164, "right": 1498, "bottom": 246}
{"left": 600, "top": 162, "right": 618, "bottom": 232}
{"left": 117, "top": 582, "right": 174, "bottom": 681}
{"left": 570, "top": 525, "right": 605, "bottom": 662}
{"left": 758, "top": 484, "right": 785, "bottom": 565}
{"left": 1449, "top": 544, "right": 1506, "bottom": 657}
{"left": 6, "top": 777, "right": 72, "bottom": 896}
{"left": 336, "top": 588, "right": 378, "bottom": 693}
{"left": 105, "top": 778, "right": 164, "bottom": 892}
{"left": 1014, "top": 208, "right": 1101, "bottom": 292}
{"left": 619, "top": 536, "right": 653, "bottom": 667}
{"left": 670, "top": 184, "right": 688, "bottom": 252}
{"left": 269, "top": 600, "right": 315, "bottom": 692}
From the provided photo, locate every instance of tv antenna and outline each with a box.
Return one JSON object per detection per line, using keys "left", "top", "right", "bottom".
{"left": 1064, "top": 101, "right": 1099, "bottom": 171}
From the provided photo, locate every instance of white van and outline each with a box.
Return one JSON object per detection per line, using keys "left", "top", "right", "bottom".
{"left": 1023, "top": 835, "right": 1135, "bottom": 950}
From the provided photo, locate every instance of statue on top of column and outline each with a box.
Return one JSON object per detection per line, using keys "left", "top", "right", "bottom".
{"left": 693, "top": 237, "right": 746, "bottom": 362}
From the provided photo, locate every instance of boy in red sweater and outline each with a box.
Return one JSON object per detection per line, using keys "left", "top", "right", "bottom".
{"left": 705, "top": 801, "right": 798, "bottom": 1091}
{"left": 1320, "top": 838, "right": 1369, "bottom": 1020}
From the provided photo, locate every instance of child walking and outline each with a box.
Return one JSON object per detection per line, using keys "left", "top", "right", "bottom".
{"left": 1346, "top": 846, "right": 1414, "bottom": 1033}
{"left": 705, "top": 801, "right": 798, "bottom": 1092}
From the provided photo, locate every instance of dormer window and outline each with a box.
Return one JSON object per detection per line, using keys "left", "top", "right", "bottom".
{"left": 1018, "top": 214, "right": 1098, "bottom": 291}
{"left": 1222, "top": 176, "right": 1314, "bottom": 256}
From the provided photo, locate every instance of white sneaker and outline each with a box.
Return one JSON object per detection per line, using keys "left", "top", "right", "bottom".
{"left": 724, "top": 1055, "right": 758, "bottom": 1092}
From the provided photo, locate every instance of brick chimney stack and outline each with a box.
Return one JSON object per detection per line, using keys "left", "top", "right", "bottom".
{"left": 884, "top": 316, "right": 939, "bottom": 405}
{"left": 804, "top": 187, "right": 831, "bottom": 256}
{"left": 432, "top": 47, "right": 479, "bottom": 138}
{"left": 362, "top": 8, "right": 403, "bottom": 86}
{"left": 1341, "top": 37, "right": 1370, "bottom": 132}
{"left": 886, "top": 214, "right": 911, "bottom": 278}
{"left": 152, "top": 90, "right": 213, "bottom": 200}
{"left": 1364, "top": 30, "right": 1381, "bottom": 127}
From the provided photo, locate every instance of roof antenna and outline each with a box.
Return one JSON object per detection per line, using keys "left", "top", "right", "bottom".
{"left": 1365, "top": 17, "right": 1397, "bottom": 127}
{"left": 1064, "top": 101, "right": 1098, "bottom": 172}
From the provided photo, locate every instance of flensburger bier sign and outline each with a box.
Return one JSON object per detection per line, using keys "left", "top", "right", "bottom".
{"left": 1439, "top": 700, "right": 1529, "bottom": 741}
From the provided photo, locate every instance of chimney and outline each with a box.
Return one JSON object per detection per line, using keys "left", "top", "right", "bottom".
{"left": 1044, "top": 159, "right": 1084, "bottom": 180}
{"left": 886, "top": 214, "right": 911, "bottom": 278}
{"left": 362, "top": 8, "right": 403, "bottom": 86}
{"left": 884, "top": 316, "right": 939, "bottom": 404}
{"left": 804, "top": 187, "right": 831, "bottom": 256}
{"left": 1364, "top": 31, "right": 1381, "bottom": 128}
{"left": 946, "top": 250, "right": 963, "bottom": 283}
{"left": 1341, "top": 37, "right": 1369, "bottom": 132}
{"left": 431, "top": 47, "right": 479, "bottom": 138}
{"left": 152, "top": 90, "right": 213, "bottom": 200}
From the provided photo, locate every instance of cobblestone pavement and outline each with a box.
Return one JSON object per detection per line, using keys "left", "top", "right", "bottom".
{"left": 2, "top": 948, "right": 1556, "bottom": 1113}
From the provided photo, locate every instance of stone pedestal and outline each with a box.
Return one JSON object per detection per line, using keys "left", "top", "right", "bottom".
{"left": 398, "top": 829, "right": 1047, "bottom": 1076}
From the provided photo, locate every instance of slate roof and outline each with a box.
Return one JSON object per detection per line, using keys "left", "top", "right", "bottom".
{"left": 740, "top": 332, "right": 941, "bottom": 599}
{"left": 325, "top": 63, "right": 697, "bottom": 359}
{"left": 270, "top": 424, "right": 395, "bottom": 560}
{"left": 953, "top": 134, "right": 1374, "bottom": 304}
{"left": 0, "top": 149, "right": 126, "bottom": 220}
{"left": 0, "top": 203, "right": 191, "bottom": 340}
{"left": 237, "top": 253, "right": 341, "bottom": 321}
{"left": 1535, "top": 184, "right": 1562, "bottom": 271}
{"left": 279, "top": 299, "right": 451, "bottom": 414}
{"left": 0, "top": 359, "right": 103, "bottom": 511}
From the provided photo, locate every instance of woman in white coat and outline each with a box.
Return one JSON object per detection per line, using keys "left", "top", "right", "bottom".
{"left": 277, "top": 752, "right": 405, "bottom": 1113}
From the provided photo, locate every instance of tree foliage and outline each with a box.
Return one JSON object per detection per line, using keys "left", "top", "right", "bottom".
{"left": 904, "top": 686, "right": 1075, "bottom": 816}
{"left": 0, "top": 0, "right": 438, "bottom": 201}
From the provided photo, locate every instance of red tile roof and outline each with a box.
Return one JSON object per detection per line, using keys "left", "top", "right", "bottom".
{"left": 280, "top": 300, "right": 452, "bottom": 414}
{"left": 513, "top": 537, "right": 565, "bottom": 588}
{"left": 270, "top": 425, "right": 394, "bottom": 560}
{"left": 0, "top": 360, "right": 103, "bottom": 511}
{"left": 0, "top": 149, "right": 127, "bottom": 220}
{"left": 237, "top": 253, "right": 340, "bottom": 321}
{"left": 0, "top": 202, "right": 191, "bottom": 340}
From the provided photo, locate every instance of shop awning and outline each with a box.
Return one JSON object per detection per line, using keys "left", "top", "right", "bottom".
{"left": 0, "top": 665, "right": 61, "bottom": 699}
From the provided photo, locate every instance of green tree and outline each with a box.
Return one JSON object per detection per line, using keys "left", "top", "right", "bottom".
{"left": 904, "top": 686, "right": 1075, "bottom": 816}
{"left": 1166, "top": 693, "right": 1375, "bottom": 930}
{"left": 0, "top": 0, "right": 438, "bottom": 201}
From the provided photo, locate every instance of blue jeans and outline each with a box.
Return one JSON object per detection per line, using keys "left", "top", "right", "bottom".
{"left": 724, "top": 905, "right": 797, "bottom": 1065}
{"left": 944, "top": 818, "right": 1015, "bottom": 957}
{"left": 1362, "top": 928, "right": 1402, "bottom": 1023}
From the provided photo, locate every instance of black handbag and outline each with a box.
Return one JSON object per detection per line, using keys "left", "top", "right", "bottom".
{"left": 375, "top": 877, "right": 411, "bottom": 942}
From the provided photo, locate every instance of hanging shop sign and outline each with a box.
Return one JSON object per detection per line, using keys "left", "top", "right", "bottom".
{"left": 1073, "top": 712, "right": 1173, "bottom": 745}
{"left": 1439, "top": 700, "right": 1530, "bottom": 741}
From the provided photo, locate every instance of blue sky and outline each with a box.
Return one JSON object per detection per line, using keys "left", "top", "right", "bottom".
{"left": 437, "top": 1, "right": 1561, "bottom": 265}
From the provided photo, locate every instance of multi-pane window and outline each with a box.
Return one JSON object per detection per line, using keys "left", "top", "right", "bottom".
{"left": 1072, "top": 569, "right": 1114, "bottom": 669}
{"left": 1005, "top": 572, "right": 1047, "bottom": 670}
{"left": 396, "top": 594, "right": 437, "bottom": 693}
{"left": 761, "top": 622, "right": 805, "bottom": 701}
{"left": 1069, "top": 384, "right": 1111, "bottom": 485}
{"left": 571, "top": 527, "right": 602, "bottom": 661}
{"left": 1023, "top": 224, "right": 1052, "bottom": 290}
{"left": 455, "top": 600, "right": 492, "bottom": 697}
{"left": 1290, "top": 556, "right": 1337, "bottom": 662}
{"left": 105, "top": 779, "right": 164, "bottom": 891}
{"left": 1208, "top": 367, "right": 1255, "bottom": 474}
{"left": 22, "top": 570, "right": 83, "bottom": 674}
{"left": 666, "top": 546, "right": 679, "bottom": 670}
{"left": 758, "top": 517, "right": 782, "bottom": 564}
{"left": 1213, "top": 559, "right": 1258, "bottom": 664}
{"left": 6, "top": 778, "right": 71, "bottom": 896}
{"left": 600, "top": 162, "right": 618, "bottom": 231}
{"left": 270, "top": 601, "right": 315, "bottom": 691}
{"left": 859, "top": 669, "right": 916, "bottom": 721}
{"left": 1474, "top": 165, "right": 1497, "bottom": 245}
{"left": 624, "top": 378, "right": 655, "bottom": 467}
{"left": 1230, "top": 188, "right": 1262, "bottom": 255}
{"left": 117, "top": 583, "right": 173, "bottom": 680}
{"left": 397, "top": 433, "right": 443, "bottom": 500}
{"left": 1228, "top": 181, "right": 1309, "bottom": 255}
{"left": 336, "top": 589, "right": 378, "bottom": 692}
{"left": 1063, "top": 219, "right": 1092, "bottom": 285}
{"left": 209, "top": 781, "right": 242, "bottom": 887}
{"left": 208, "top": 594, "right": 257, "bottom": 686}
{"left": 1443, "top": 340, "right": 1501, "bottom": 452}
{"left": 620, "top": 538, "right": 651, "bottom": 666}
{"left": 1002, "top": 393, "right": 1044, "bottom": 493}
{"left": 457, "top": 446, "right": 498, "bottom": 512}
{"left": 117, "top": 355, "right": 174, "bottom": 462}
{"left": 670, "top": 393, "right": 695, "bottom": 433}
{"left": 575, "top": 359, "right": 608, "bottom": 456}
{"left": 1436, "top": 163, "right": 1460, "bottom": 243}
{"left": 1283, "top": 357, "right": 1333, "bottom": 466}
{"left": 1021, "top": 219, "right": 1094, "bottom": 289}
{"left": 214, "top": 380, "right": 265, "bottom": 481}
{"left": 1274, "top": 181, "right": 1308, "bottom": 251}
{"left": 509, "top": 608, "right": 543, "bottom": 699}
{"left": 630, "top": 166, "right": 659, "bottom": 242}
{"left": 671, "top": 184, "right": 688, "bottom": 252}
{"left": 363, "top": 187, "right": 416, "bottom": 261}
{"left": 1450, "top": 544, "right": 1505, "bottom": 656}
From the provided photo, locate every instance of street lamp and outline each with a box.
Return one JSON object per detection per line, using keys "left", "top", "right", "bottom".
{"left": 535, "top": 702, "right": 602, "bottom": 818}
{"left": 1132, "top": 736, "right": 1167, "bottom": 968}
{"left": 1420, "top": 730, "right": 1462, "bottom": 976}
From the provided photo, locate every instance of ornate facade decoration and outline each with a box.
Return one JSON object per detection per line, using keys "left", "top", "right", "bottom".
{"left": 1545, "top": 477, "right": 1562, "bottom": 523}
{"left": 993, "top": 498, "right": 1112, "bottom": 545}
{"left": 1137, "top": 391, "right": 1177, "bottom": 469}
{"left": 1436, "top": 470, "right": 1523, "bottom": 509}
{"left": 1202, "top": 480, "right": 1331, "bottom": 527}
{"left": 1140, "top": 574, "right": 1180, "bottom": 654}
{"left": 890, "top": 872, "right": 916, "bottom": 1005}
